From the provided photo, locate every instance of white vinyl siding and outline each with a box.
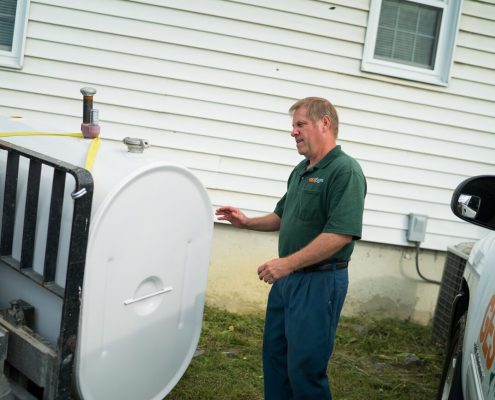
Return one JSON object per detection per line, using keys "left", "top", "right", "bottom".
{"left": 0, "top": 0, "right": 30, "bottom": 68}
{"left": 362, "top": 0, "right": 463, "bottom": 85}
{"left": 0, "top": 0, "right": 494, "bottom": 251}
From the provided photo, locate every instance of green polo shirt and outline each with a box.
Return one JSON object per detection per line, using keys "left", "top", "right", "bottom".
{"left": 274, "top": 145, "right": 366, "bottom": 262}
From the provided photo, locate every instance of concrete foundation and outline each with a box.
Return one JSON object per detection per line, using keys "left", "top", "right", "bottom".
{"left": 206, "top": 223, "right": 445, "bottom": 325}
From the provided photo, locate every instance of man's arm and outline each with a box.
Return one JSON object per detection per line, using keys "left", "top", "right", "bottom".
{"left": 215, "top": 206, "right": 281, "bottom": 232}
{"left": 257, "top": 232, "right": 352, "bottom": 283}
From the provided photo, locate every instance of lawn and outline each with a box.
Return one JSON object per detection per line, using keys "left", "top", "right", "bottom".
{"left": 167, "top": 306, "right": 445, "bottom": 399}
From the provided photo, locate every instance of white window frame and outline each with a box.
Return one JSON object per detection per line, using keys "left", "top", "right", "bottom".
{"left": 0, "top": 0, "right": 30, "bottom": 69}
{"left": 361, "top": 0, "right": 463, "bottom": 86}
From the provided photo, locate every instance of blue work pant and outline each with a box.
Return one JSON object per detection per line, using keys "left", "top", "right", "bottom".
{"left": 262, "top": 268, "right": 348, "bottom": 400}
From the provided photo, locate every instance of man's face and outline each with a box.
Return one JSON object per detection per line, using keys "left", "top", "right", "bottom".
{"left": 291, "top": 107, "right": 325, "bottom": 161}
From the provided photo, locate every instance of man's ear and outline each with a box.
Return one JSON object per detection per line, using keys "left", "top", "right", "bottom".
{"left": 321, "top": 115, "right": 332, "bottom": 130}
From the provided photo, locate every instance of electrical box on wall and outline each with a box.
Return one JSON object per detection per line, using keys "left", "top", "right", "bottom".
{"left": 407, "top": 213, "right": 428, "bottom": 242}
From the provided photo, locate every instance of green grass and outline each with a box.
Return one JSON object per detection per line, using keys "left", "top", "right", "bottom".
{"left": 167, "top": 306, "right": 444, "bottom": 400}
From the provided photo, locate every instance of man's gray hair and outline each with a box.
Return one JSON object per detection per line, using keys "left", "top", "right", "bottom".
{"left": 289, "top": 97, "right": 339, "bottom": 137}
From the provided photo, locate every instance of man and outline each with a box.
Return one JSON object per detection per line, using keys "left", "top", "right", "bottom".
{"left": 216, "top": 97, "right": 366, "bottom": 399}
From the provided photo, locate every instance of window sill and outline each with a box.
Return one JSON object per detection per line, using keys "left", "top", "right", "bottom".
{"left": 361, "top": 59, "right": 449, "bottom": 87}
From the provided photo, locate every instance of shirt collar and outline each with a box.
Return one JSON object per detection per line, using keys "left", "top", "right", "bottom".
{"left": 303, "top": 145, "right": 342, "bottom": 172}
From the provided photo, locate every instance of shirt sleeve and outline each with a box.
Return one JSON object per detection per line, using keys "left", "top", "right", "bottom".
{"left": 323, "top": 167, "right": 366, "bottom": 240}
{"left": 274, "top": 167, "right": 299, "bottom": 218}
{"left": 274, "top": 192, "right": 286, "bottom": 218}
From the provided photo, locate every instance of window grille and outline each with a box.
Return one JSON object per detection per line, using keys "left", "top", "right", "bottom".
{"left": 0, "top": 0, "right": 17, "bottom": 51}
{"left": 375, "top": 0, "right": 442, "bottom": 69}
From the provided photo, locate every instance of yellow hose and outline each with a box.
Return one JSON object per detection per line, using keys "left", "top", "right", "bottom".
{"left": 84, "top": 136, "right": 100, "bottom": 171}
{"left": 0, "top": 132, "right": 83, "bottom": 138}
{"left": 0, "top": 131, "right": 100, "bottom": 171}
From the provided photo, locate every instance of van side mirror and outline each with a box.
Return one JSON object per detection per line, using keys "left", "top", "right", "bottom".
{"left": 451, "top": 175, "right": 495, "bottom": 231}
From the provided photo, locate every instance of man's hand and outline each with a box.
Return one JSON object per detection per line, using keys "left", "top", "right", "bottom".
{"left": 215, "top": 206, "right": 248, "bottom": 229}
{"left": 216, "top": 208, "right": 281, "bottom": 232}
{"left": 257, "top": 233, "right": 353, "bottom": 284}
{"left": 257, "top": 258, "right": 295, "bottom": 284}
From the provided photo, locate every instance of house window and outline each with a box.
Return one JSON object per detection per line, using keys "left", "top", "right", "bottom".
{"left": 0, "top": 0, "right": 30, "bottom": 69}
{"left": 362, "top": 0, "right": 462, "bottom": 86}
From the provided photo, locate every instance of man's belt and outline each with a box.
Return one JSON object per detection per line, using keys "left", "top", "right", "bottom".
{"left": 295, "top": 260, "right": 348, "bottom": 273}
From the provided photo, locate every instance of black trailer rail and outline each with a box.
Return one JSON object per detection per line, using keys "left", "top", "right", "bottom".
{"left": 0, "top": 139, "right": 93, "bottom": 400}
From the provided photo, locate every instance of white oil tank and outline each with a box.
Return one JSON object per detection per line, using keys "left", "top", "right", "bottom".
{"left": 0, "top": 115, "right": 213, "bottom": 400}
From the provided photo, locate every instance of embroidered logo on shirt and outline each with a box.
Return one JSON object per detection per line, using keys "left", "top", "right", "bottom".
{"left": 308, "top": 177, "right": 324, "bottom": 183}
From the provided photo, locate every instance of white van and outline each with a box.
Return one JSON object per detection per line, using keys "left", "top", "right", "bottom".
{"left": 438, "top": 175, "right": 495, "bottom": 399}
